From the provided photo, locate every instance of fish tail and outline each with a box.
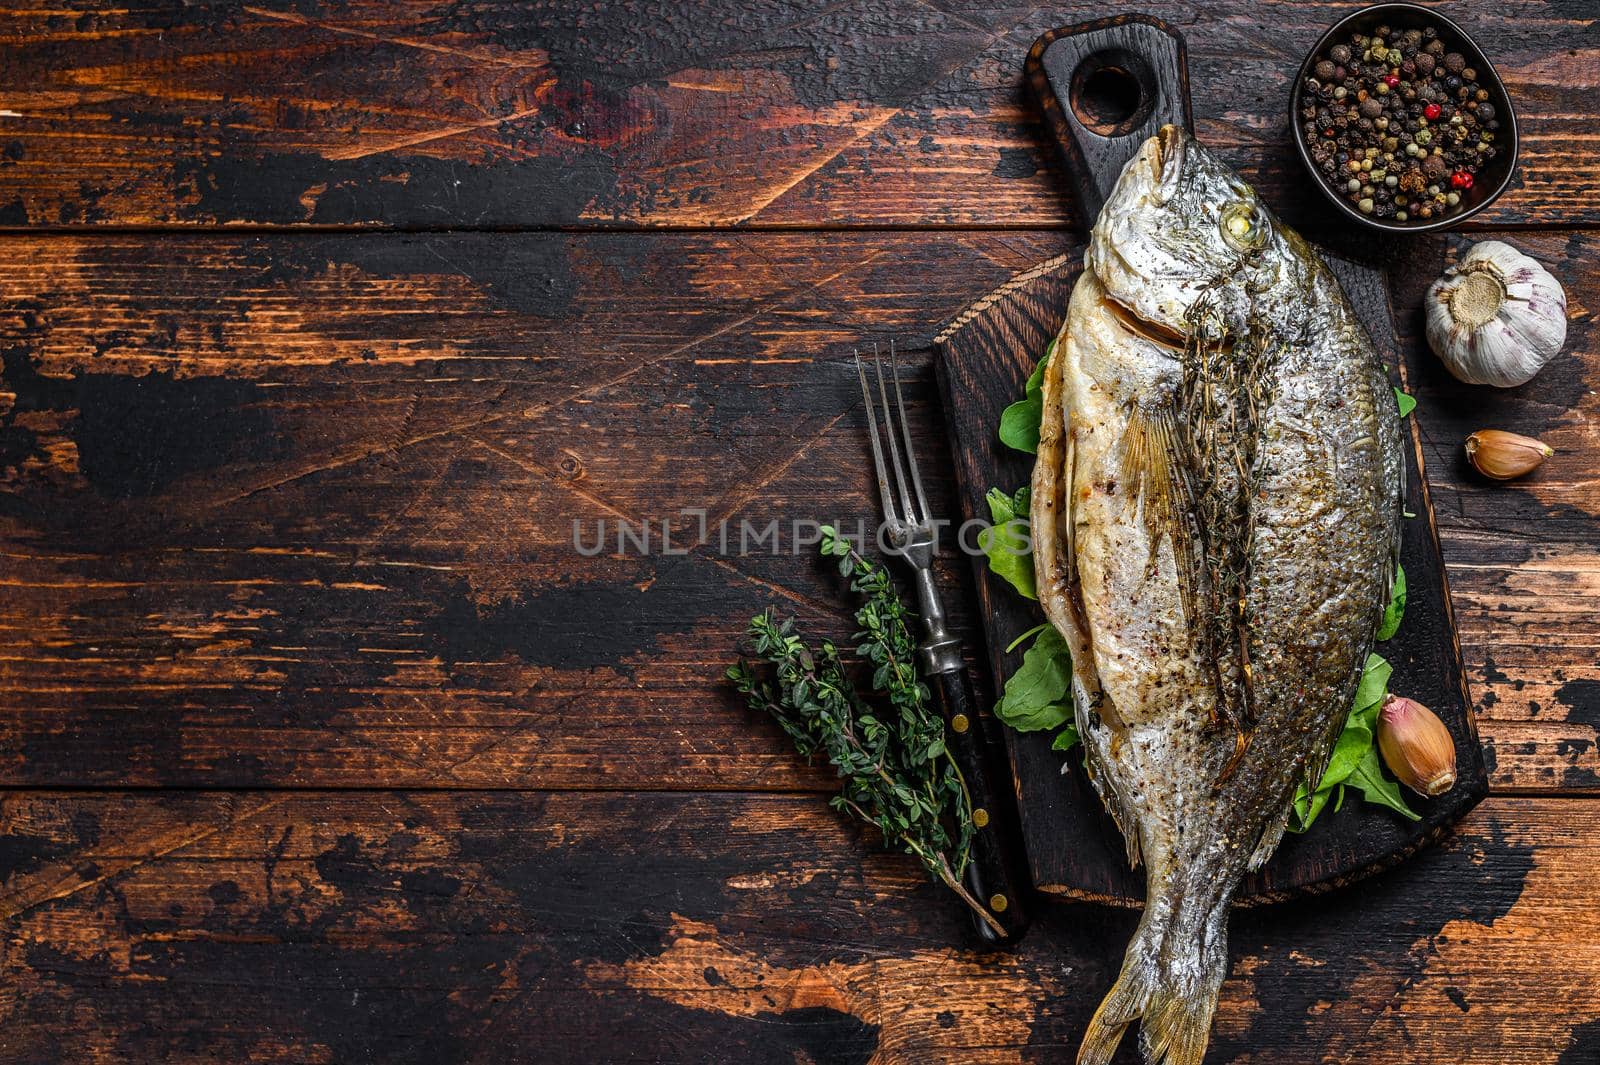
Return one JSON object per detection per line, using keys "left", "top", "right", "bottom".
{"left": 1077, "top": 911, "right": 1227, "bottom": 1065}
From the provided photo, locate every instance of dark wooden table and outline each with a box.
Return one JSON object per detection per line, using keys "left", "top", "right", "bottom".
{"left": 0, "top": 3, "right": 1596, "bottom": 1062}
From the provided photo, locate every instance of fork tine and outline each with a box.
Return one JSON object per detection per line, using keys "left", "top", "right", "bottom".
{"left": 886, "top": 340, "right": 930, "bottom": 524}
{"left": 871, "top": 344, "right": 920, "bottom": 525}
{"left": 855, "top": 351, "right": 900, "bottom": 525}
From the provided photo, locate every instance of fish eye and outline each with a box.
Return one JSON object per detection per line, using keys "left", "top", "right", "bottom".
{"left": 1220, "top": 201, "right": 1267, "bottom": 253}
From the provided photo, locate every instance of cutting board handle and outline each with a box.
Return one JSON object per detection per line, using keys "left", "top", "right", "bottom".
{"left": 1025, "top": 14, "right": 1193, "bottom": 228}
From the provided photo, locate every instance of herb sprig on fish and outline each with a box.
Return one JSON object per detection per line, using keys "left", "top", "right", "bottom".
{"left": 1170, "top": 280, "right": 1286, "bottom": 741}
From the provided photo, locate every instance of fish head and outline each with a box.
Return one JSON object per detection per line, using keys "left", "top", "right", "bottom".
{"left": 1087, "top": 125, "right": 1284, "bottom": 343}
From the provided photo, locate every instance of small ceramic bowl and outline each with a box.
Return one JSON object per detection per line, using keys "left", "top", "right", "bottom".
{"left": 1290, "top": 3, "right": 1519, "bottom": 233}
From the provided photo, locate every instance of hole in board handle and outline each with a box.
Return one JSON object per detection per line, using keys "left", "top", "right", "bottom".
{"left": 1069, "top": 48, "right": 1156, "bottom": 137}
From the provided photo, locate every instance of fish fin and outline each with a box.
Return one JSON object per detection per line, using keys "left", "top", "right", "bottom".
{"left": 1246, "top": 801, "right": 1293, "bottom": 872}
{"left": 1121, "top": 405, "right": 1200, "bottom": 615}
{"left": 1077, "top": 912, "right": 1227, "bottom": 1065}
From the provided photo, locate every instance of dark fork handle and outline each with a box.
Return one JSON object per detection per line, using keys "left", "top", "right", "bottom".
{"left": 931, "top": 666, "right": 1030, "bottom": 945}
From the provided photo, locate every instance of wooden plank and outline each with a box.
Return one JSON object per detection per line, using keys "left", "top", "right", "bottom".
{"left": 0, "top": 1, "right": 1594, "bottom": 229}
{"left": 0, "top": 231, "right": 1594, "bottom": 791}
{"left": 0, "top": 790, "right": 1592, "bottom": 1063}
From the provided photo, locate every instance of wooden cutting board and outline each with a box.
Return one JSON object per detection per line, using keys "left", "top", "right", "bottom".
{"left": 932, "top": 15, "right": 1487, "bottom": 906}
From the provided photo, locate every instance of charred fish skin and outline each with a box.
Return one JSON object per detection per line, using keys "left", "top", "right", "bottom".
{"left": 1031, "top": 126, "right": 1402, "bottom": 1065}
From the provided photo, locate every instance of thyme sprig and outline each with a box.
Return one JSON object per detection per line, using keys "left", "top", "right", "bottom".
{"left": 727, "top": 529, "right": 1001, "bottom": 936}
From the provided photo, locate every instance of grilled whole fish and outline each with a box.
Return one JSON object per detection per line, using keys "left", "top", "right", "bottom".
{"left": 1030, "top": 126, "right": 1403, "bottom": 1065}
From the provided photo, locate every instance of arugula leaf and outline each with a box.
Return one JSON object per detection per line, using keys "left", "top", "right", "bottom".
{"left": 1290, "top": 653, "right": 1398, "bottom": 833}
{"left": 978, "top": 486, "right": 1036, "bottom": 599}
{"left": 1347, "top": 747, "right": 1420, "bottom": 821}
{"left": 994, "top": 626, "right": 1072, "bottom": 733}
{"left": 1351, "top": 653, "right": 1392, "bottom": 719}
{"left": 1292, "top": 719, "right": 1371, "bottom": 831}
{"left": 1376, "top": 564, "right": 1407, "bottom": 641}
{"left": 1005, "top": 622, "right": 1051, "bottom": 654}
{"left": 1052, "top": 723, "right": 1081, "bottom": 752}
{"left": 1395, "top": 388, "right": 1417, "bottom": 418}
{"left": 998, "top": 345, "right": 1052, "bottom": 454}
{"left": 1292, "top": 778, "right": 1335, "bottom": 833}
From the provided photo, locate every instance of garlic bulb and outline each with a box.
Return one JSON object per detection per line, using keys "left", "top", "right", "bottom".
{"left": 1425, "top": 240, "right": 1568, "bottom": 387}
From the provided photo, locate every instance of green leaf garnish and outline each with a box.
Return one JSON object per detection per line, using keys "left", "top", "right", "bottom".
{"left": 1290, "top": 653, "right": 1409, "bottom": 833}
{"left": 1395, "top": 388, "right": 1417, "bottom": 418}
{"left": 1346, "top": 747, "right": 1420, "bottom": 821}
{"left": 1376, "top": 564, "right": 1407, "bottom": 641}
{"left": 1351, "top": 652, "right": 1393, "bottom": 717}
{"left": 994, "top": 626, "right": 1072, "bottom": 733}
{"left": 998, "top": 345, "right": 1052, "bottom": 454}
{"left": 978, "top": 486, "right": 1036, "bottom": 599}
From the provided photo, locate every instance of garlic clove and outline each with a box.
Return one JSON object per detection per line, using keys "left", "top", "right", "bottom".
{"left": 1425, "top": 241, "right": 1568, "bottom": 388}
{"left": 1377, "top": 695, "right": 1457, "bottom": 798}
{"left": 1465, "top": 429, "right": 1553, "bottom": 481}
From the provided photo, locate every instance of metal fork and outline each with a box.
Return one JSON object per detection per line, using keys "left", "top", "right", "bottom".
{"left": 855, "top": 342, "right": 1029, "bottom": 946}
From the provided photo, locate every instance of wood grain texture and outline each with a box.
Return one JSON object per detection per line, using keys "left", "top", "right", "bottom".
{"left": 0, "top": 230, "right": 1594, "bottom": 793}
{"left": 0, "top": 790, "right": 1590, "bottom": 1064}
{"left": 1, "top": 3, "right": 1595, "bottom": 1056}
{"left": 0, "top": 1, "right": 1595, "bottom": 230}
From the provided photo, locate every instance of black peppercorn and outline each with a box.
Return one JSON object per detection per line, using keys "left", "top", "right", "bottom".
{"left": 1414, "top": 52, "right": 1436, "bottom": 76}
{"left": 1426, "top": 38, "right": 1445, "bottom": 56}
{"left": 1359, "top": 96, "right": 1384, "bottom": 118}
{"left": 1443, "top": 52, "right": 1466, "bottom": 73}
{"left": 1330, "top": 43, "right": 1351, "bottom": 64}
{"left": 1476, "top": 101, "right": 1495, "bottom": 121}
{"left": 1316, "top": 60, "right": 1336, "bottom": 80}
{"left": 1444, "top": 73, "right": 1463, "bottom": 92}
